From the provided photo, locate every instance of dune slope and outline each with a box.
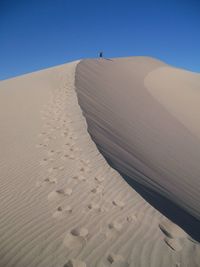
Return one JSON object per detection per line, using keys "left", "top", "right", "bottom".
{"left": 75, "top": 57, "right": 200, "bottom": 241}
{"left": 0, "top": 58, "right": 200, "bottom": 267}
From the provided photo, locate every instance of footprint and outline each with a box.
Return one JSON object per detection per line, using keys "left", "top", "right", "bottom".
{"left": 87, "top": 202, "right": 100, "bottom": 211}
{"left": 69, "top": 136, "right": 75, "bottom": 141}
{"left": 159, "top": 219, "right": 187, "bottom": 239}
{"left": 44, "top": 177, "right": 57, "bottom": 184}
{"left": 105, "top": 221, "right": 123, "bottom": 239}
{"left": 108, "top": 221, "right": 123, "bottom": 232}
{"left": 61, "top": 131, "right": 69, "bottom": 137}
{"left": 126, "top": 214, "right": 137, "bottom": 223}
{"left": 56, "top": 187, "right": 73, "bottom": 196}
{"left": 107, "top": 253, "right": 124, "bottom": 263}
{"left": 99, "top": 206, "right": 109, "bottom": 213}
{"left": 62, "top": 153, "right": 69, "bottom": 160}
{"left": 55, "top": 150, "right": 62, "bottom": 155}
{"left": 107, "top": 253, "right": 129, "bottom": 267}
{"left": 65, "top": 142, "right": 70, "bottom": 146}
{"left": 78, "top": 175, "right": 87, "bottom": 182}
{"left": 79, "top": 166, "right": 85, "bottom": 172}
{"left": 63, "top": 227, "right": 89, "bottom": 249}
{"left": 52, "top": 205, "right": 72, "bottom": 219}
{"left": 112, "top": 199, "right": 124, "bottom": 209}
{"left": 95, "top": 176, "right": 104, "bottom": 183}
{"left": 48, "top": 187, "right": 72, "bottom": 200}
{"left": 91, "top": 185, "right": 104, "bottom": 194}
{"left": 70, "top": 227, "right": 89, "bottom": 238}
{"left": 164, "top": 237, "right": 183, "bottom": 251}
{"left": 63, "top": 259, "right": 87, "bottom": 267}
{"left": 79, "top": 166, "right": 90, "bottom": 173}
{"left": 58, "top": 166, "right": 65, "bottom": 171}
{"left": 69, "top": 155, "right": 75, "bottom": 160}
{"left": 80, "top": 159, "right": 90, "bottom": 166}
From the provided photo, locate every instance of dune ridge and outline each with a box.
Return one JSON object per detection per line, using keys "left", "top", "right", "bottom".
{"left": 0, "top": 58, "right": 199, "bottom": 267}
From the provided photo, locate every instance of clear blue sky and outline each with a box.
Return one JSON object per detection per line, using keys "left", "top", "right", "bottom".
{"left": 0, "top": 0, "right": 200, "bottom": 80}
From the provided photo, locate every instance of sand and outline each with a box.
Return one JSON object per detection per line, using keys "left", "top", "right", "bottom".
{"left": 145, "top": 66, "right": 200, "bottom": 139}
{"left": 0, "top": 57, "right": 199, "bottom": 267}
{"left": 75, "top": 57, "right": 200, "bottom": 241}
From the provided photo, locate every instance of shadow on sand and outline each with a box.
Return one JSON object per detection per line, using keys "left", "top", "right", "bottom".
{"left": 104, "top": 157, "right": 200, "bottom": 243}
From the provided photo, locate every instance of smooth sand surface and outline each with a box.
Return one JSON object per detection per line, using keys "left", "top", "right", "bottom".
{"left": 145, "top": 66, "right": 200, "bottom": 139}
{"left": 0, "top": 58, "right": 199, "bottom": 267}
{"left": 75, "top": 57, "right": 200, "bottom": 241}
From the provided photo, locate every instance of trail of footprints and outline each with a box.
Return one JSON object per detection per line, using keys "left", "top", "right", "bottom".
{"left": 35, "top": 74, "right": 187, "bottom": 266}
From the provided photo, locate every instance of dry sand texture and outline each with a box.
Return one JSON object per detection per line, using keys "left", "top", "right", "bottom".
{"left": 0, "top": 58, "right": 199, "bottom": 267}
{"left": 75, "top": 57, "right": 200, "bottom": 241}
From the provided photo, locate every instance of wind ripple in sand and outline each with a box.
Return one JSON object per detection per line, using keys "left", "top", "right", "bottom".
{"left": 1, "top": 58, "right": 200, "bottom": 267}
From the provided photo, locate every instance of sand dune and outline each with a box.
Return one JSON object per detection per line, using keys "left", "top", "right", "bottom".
{"left": 75, "top": 57, "right": 200, "bottom": 240}
{"left": 0, "top": 57, "right": 199, "bottom": 267}
{"left": 145, "top": 66, "right": 200, "bottom": 139}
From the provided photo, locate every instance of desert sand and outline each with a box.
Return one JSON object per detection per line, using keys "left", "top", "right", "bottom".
{"left": 76, "top": 57, "right": 200, "bottom": 240}
{"left": 0, "top": 57, "right": 199, "bottom": 267}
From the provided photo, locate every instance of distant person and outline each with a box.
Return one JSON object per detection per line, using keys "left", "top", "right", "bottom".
{"left": 99, "top": 51, "right": 103, "bottom": 58}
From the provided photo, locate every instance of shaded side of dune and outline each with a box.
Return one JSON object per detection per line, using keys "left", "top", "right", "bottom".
{"left": 75, "top": 57, "right": 200, "bottom": 241}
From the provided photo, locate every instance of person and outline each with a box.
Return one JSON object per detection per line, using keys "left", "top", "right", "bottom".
{"left": 99, "top": 51, "right": 103, "bottom": 58}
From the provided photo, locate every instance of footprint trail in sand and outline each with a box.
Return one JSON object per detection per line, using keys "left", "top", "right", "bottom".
{"left": 35, "top": 61, "right": 200, "bottom": 267}
{"left": 1, "top": 60, "right": 199, "bottom": 267}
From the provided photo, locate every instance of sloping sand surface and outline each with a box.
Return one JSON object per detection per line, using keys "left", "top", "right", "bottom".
{"left": 145, "top": 66, "right": 200, "bottom": 139}
{"left": 75, "top": 57, "right": 200, "bottom": 240}
{"left": 0, "top": 58, "right": 200, "bottom": 267}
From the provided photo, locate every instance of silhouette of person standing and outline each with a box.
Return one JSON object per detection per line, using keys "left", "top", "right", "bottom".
{"left": 99, "top": 51, "right": 103, "bottom": 58}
